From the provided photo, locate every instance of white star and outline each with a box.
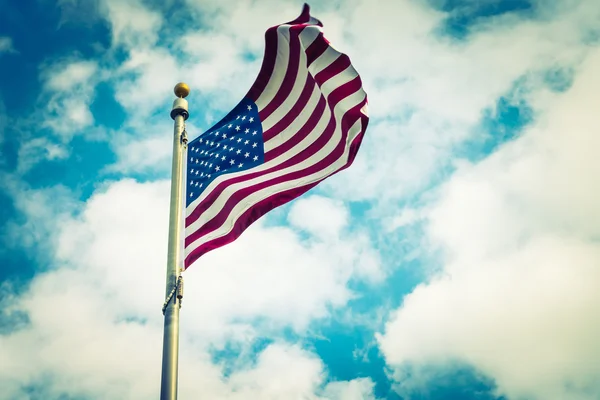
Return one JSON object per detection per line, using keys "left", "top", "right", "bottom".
{"left": 199, "top": 183, "right": 203, "bottom": 188}
{"left": 190, "top": 157, "right": 194, "bottom": 162}
{"left": 230, "top": 136, "right": 235, "bottom": 141}
{"left": 223, "top": 145, "right": 228, "bottom": 150}
{"left": 253, "top": 155, "right": 258, "bottom": 161}
{"left": 190, "top": 193, "right": 193, "bottom": 197}
{"left": 215, "top": 153, "right": 219, "bottom": 158}
{"left": 195, "top": 148, "right": 199, "bottom": 153}
{"left": 190, "top": 168, "right": 195, "bottom": 173}
{"left": 236, "top": 149, "right": 241, "bottom": 154}
{"left": 244, "top": 140, "right": 249, "bottom": 145}
{"left": 221, "top": 156, "right": 226, "bottom": 161}
{"left": 228, "top": 124, "right": 233, "bottom": 128}
{"left": 195, "top": 182, "right": 199, "bottom": 187}
{"left": 252, "top": 143, "right": 257, "bottom": 148}
{"left": 237, "top": 138, "right": 242, "bottom": 143}
{"left": 238, "top": 163, "right": 243, "bottom": 168}
{"left": 208, "top": 174, "right": 211, "bottom": 178}
{"left": 215, "top": 166, "right": 220, "bottom": 171}
{"left": 229, "top": 159, "right": 235, "bottom": 165}
{"left": 235, "top": 126, "right": 241, "bottom": 131}
{"left": 215, "top": 131, "right": 219, "bottom": 136}
{"left": 216, "top": 143, "right": 220, "bottom": 148}
{"left": 247, "top": 105, "right": 252, "bottom": 111}
{"left": 222, "top": 133, "right": 227, "bottom": 138}
{"left": 200, "top": 173, "right": 204, "bottom": 177}
{"left": 249, "top": 117, "right": 254, "bottom": 122}
{"left": 236, "top": 115, "right": 240, "bottom": 120}
{"left": 199, "top": 138, "right": 203, "bottom": 143}
{"left": 191, "top": 147, "right": 195, "bottom": 151}
{"left": 244, "top": 152, "right": 250, "bottom": 158}
{"left": 241, "top": 116, "right": 246, "bottom": 121}
{"left": 245, "top": 128, "right": 250, "bottom": 133}
{"left": 252, "top": 130, "right": 257, "bottom": 135}
{"left": 209, "top": 163, "right": 213, "bottom": 168}
{"left": 195, "top": 171, "right": 199, "bottom": 175}
{"left": 229, "top": 147, "right": 234, "bottom": 152}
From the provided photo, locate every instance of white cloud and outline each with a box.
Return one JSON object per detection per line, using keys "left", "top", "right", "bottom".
{"left": 0, "top": 36, "right": 16, "bottom": 54}
{"left": 6, "top": 0, "right": 600, "bottom": 398}
{"left": 43, "top": 60, "right": 98, "bottom": 92}
{"left": 112, "top": 48, "right": 182, "bottom": 118}
{"left": 0, "top": 176, "right": 383, "bottom": 398}
{"left": 40, "top": 59, "right": 101, "bottom": 139}
{"left": 387, "top": 208, "right": 424, "bottom": 232}
{"left": 378, "top": 47, "right": 600, "bottom": 400}
{"left": 0, "top": 178, "right": 76, "bottom": 253}
{"left": 288, "top": 195, "right": 349, "bottom": 239}
{"left": 16, "top": 137, "right": 70, "bottom": 173}
{"left": 322, "top": 377, "right": 378, "bottom": 400}
{"left": 99, "top": 0, "right": 163, "bottom": 49}
{"left": 321, "top": 0, "right": 597, "bottom": 203}
{"left": 106, "top": 118, "right": 174, "bottom": 174}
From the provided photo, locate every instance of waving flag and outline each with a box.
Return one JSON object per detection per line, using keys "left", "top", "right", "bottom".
{"left": 184, "top": 4, "right": 369, "bottom": 268}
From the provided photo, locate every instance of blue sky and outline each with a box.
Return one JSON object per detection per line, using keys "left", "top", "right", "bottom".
{"left": 1, "top": 0, "right": 600, "bottom": 399}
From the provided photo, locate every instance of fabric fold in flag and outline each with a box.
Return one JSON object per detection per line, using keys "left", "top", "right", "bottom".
{"left": 183, "top": 3, "right": 369, "bottom": 269}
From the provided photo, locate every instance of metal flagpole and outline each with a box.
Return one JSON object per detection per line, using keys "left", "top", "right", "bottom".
{"left": 160, "top": 82, "right": 190, "bottom": 400}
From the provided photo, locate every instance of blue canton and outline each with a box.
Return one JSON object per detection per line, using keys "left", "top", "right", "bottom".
{"left": 186, "top": 98, "right": 264, "bottom": 206}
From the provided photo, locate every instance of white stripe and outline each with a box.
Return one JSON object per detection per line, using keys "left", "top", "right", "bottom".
{"left": 319, "top": 64, "right": 359, "bottom": 100}
{"left": 185, "top": 89, "right": 366, "bottom": 253}
{"left": 263, "top": 83, "right": 321, "bottom": 152}
{"left": 259, "top": 26, "right": 321, "bottom": 132}
{"left": 299, "top": 25, "right": 322, "bottom": 49}
{"left": 308, "top": 46, "right": 340, "bottom": 76}
{"left": 185, "top": 65, "right": 360, "bottom": 216}
{"left": 185, "top": 92, "right": 331, "bottom": 220}
{"left": 260, "top": 30, "right": 309, "bottom": 132}
{"left": 254, "top": 26, "right": 291, "bottom": 109}
{"left": 264, "top": 63, "right": 360, "bottom": 153}
{"left": 185, "top": 116, "right": 365, "bottom": 257}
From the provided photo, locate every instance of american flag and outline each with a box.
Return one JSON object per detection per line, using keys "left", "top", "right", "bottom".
{"left": 184, "top": 4, "right": 369, "bottom": 268}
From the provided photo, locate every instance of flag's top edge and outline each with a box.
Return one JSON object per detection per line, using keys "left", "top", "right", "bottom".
{"left": 284, "top": 3, "right": 323, "bottom": 27}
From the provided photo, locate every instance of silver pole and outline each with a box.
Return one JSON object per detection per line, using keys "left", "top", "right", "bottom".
{"left": 160, "top": 83, "right": 190, "bottom": 400}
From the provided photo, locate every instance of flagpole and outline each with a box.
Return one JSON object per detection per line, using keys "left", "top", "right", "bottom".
{"left": 160, "top": 82, "right": 190, "bottom": 400}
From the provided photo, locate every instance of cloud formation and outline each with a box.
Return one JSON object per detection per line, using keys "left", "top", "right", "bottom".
{"left": 0, "top": 179, "right": 382, "bottom": 399}
{"left": 379, "top": 43, "right": 600, "bottom": 400}
{"left": 2, "top": 0, "right": 600, "bottom": 399}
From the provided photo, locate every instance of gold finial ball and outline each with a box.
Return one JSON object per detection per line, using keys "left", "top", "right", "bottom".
{"left": 174, "top": 82, "right": 190, "bottom": 98}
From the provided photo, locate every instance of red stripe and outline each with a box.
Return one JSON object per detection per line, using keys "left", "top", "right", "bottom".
{"left": 246, "top": 27, "right": 278, "bottom": 102}
{"left": 305, "top": 32, "right": 328, "bottom": 66}
{"left": 185, "top": 77, "right": 363, "bottom": 228}
{"left": 247, "top": 5, "right": 321, "bottom": 103}
{"left": 184, "top": 99, "right": 368, "bottom": 266}
{"left": 263, "top": 64, "right": 356, "bottom": 161}
{"left": 258, "top": 27, "right": 302, "bottom": 121}
{"left": 185, "top": 95, "right": 366, "bottom": 248}
{"left": 185, "top": 111, "right": 335, "bottom": 231}
{"left": 314, "top": 54, "right": 350, "bottom": 87}
{"left": 262, "top": 74, "right": 316, "bottom": 142}
{"left": 262, "top": 55, "right": 351, "bottom": 144}
{"left": 265, "top": 94, "right": 326, "bottom": 160}
{"left": 184, "top": 180, "right": 321, "bottom": 268}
